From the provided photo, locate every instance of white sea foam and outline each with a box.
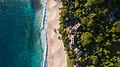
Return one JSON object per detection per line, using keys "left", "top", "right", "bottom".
{"left": 34, "top": 0, "right": 47, "bottom": 66}
{"left": 37, "top": 0, "right": 48, "bottom": 67}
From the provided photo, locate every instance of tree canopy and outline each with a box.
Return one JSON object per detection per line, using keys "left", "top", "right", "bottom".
{"left": 59, "top": 0, "right": 120, "bottom": 66}
{"left": 81, "top": 32, "right": 93, "bottom": 47}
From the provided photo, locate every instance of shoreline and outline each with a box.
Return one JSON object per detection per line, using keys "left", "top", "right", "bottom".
{"left": 39, "top": 0, "right": 48, "bottom": 67}
{"left": 40, "top": 7, "right": 48, "bottom": 67}
{"left": 46, "top": 0, "right": 67, "bottom": 67}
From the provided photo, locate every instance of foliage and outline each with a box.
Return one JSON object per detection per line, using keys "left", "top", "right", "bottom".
{"left": 59, "top": 0, "right": 120, "bottom": 66}
{"left": 81, "top": 32, "right": 93, "bottom": 47}
{"left": 95, "top": 35, "right": 104, "bottom": 43}
{"left": 67, "top": 57, "right": 74, "bottom": 67}
{"left": 85, "top": 0, "right": 105, "bottom": 7}
{"left": 81, "top": 17, "right": 89, "bottom": 25}
{"left": 110, "top": 21, "right": 120, "bottom": 33}
{"left": 75, "top": 0, "right": 79, "bottom": 8}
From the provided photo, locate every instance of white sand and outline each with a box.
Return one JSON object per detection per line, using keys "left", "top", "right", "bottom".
{"left": 46, "top": 0, "right": 67, "bottom": 67}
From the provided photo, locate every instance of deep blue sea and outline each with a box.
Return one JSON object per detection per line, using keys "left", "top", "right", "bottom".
{"left": 0, "top": 0, "right": 46, "bottom": 67}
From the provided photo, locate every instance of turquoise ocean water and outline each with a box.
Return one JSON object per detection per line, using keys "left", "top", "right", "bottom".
{"left": 0, "top": 0, "right": 47, "bottom": 67}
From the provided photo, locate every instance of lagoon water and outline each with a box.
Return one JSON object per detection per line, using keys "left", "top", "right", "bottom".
{"left": 0, "top": 0, "right": 46, "bottom": 67}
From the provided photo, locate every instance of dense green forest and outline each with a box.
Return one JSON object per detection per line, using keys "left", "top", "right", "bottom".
{"left": 58, "top": 0, "right": 120, "bottom": 67}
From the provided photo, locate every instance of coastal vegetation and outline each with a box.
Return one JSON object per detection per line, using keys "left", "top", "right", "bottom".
{"left": 58, "top": 0, "right": 120, "bottom": 67}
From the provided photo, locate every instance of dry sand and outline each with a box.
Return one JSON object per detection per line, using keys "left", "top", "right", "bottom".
{"left": 46, "top": 0, "right": 67, "bottom": 67}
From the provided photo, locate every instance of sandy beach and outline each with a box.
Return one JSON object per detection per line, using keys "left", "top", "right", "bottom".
{"left": 46, "top": 0, "right": 67, "bottom": 67}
